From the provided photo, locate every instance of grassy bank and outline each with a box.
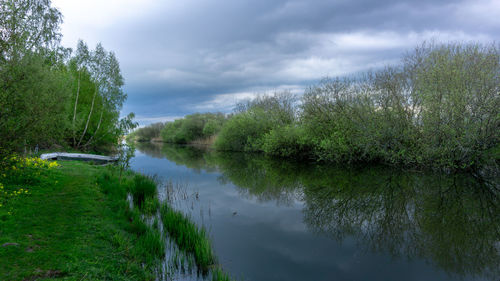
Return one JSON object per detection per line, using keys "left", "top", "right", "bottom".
{"left": 0, "top": 156, "right": 232, "bottom": 280}
{"left": 0, "top": 159, "right": 162, "bottom": 280}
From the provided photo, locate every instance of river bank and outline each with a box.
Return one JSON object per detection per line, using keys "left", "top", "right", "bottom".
{"left": 0, "top": 157, "right": 231, "bottom": 280}
{"left": 130, "top": 142, "right": 500, "bottom": 281}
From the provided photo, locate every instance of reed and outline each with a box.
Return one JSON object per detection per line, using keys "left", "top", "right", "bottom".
{"left": 131, "top": 174, "right": 157, "bottom": 208}
{"left": 160, "top": 203, "right": 216, "bottom": 272}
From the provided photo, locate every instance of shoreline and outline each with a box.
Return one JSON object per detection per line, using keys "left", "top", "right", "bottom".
{"left": 0, "top": 158, "right": 232, "bottom": 280}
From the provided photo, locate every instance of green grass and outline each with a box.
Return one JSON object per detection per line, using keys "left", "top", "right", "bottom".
{"left": 0, "top": 161, "right": 162, "bottom": 280}
{"left": 135, "top": 229, "right": 166, "bottom": 263}
{"left": 160, "top": 203, "right": 216, "bottom": 273}
{"left": 142, "top": 196, "right": 160, "bottom": 215}
{"left": 0, "top": 157, "right": 235, "bottom": 280}
{"left": 211, "top": 268, "right": 232, "bottom": 281}
{"left": 131, "top": 174, "right": 157, "bottom": 209}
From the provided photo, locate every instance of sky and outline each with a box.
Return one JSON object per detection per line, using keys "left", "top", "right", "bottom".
{"left": 51, "top": 0, "right": 500, "bottom": 126}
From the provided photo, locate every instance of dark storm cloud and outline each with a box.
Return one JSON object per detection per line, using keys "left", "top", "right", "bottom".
{"left": 59, "top": 0, "right": 498, "bottom": 124}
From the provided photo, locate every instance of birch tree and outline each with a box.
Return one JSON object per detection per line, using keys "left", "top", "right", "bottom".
{"left": 77, "top": 43, "right": 106, "bottom": 147}
{"left": 70, "top": 40, "right": 90, "bottom": 146}
{"left": 84, "top": 51, "right": 125, "bottom": 147}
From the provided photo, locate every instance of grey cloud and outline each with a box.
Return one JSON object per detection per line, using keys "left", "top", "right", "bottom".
{"left": 86, "top": 0, "right": 500, "bottom": 123}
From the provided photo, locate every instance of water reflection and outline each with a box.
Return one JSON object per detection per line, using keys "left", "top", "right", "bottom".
{"left": 302, "top": 171, "right": 499, "bottom": 279}
{"left": 135, "top": 142, "right": 500, "bottom": 280}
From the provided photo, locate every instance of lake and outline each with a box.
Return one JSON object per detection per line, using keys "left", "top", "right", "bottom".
{"left": 130, "top": 142, "right": 499, "bottom": 281}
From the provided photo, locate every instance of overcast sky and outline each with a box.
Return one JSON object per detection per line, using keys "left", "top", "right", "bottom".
{"left": 52, "top": 0, "right": 499, "bottom": 125}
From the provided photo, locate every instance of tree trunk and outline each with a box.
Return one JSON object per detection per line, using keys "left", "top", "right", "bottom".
{"left": 77, "top": 84, "right": 97, "bottom": 147}
{"left": 83, "top": 105, "right": 104, "bottom": 148}
{"left": 72, "top": 71, "right": 81, "bottom": 146}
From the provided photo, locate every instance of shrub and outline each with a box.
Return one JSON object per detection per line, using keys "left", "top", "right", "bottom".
{"left": 216, "top": 92, "right": 297, "bottom": 152}
{"left": 298, "top": 42, "right": 500, "bottom": 169}
{"left": 215, "top": 111, "right": 269, "bottom": 151}
{"left": 202, "top": 119, "right": 221, "bottom": 136}
{"left": 160, "top": 113, "right": 227, "bottom": 144}
{"left": 261, "top": 125, "right": 312, "bottom": 158}
{"left": 130, "top": 122, "right": 164, "bottom": 142}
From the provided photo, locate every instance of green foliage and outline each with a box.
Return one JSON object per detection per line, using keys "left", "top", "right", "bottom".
{"left": 0, "top": 53, "right": 71, "bottom": 152}
{"left": 71, "top": 42, "right": 129, "bottom": 151}
{"left": 117, "top": 141, "right": 136, "bottom": 185}
{"left": 261, "top": 125, "right": 312, "bottom": 158}
{"left": 300, "top": 42, "right": 499, "bottom": 169}
{"left": 215, "top": 110, "right": 270, "bottom": 151}
{"left": 214, "top": 42, "right": 500, "bottom": 170}
{"left": 215, "top": 92, "right": 297, "bottom": 152}
{"left": 203, "top": 119, "right": 222, "bottom": 136}
{"left": 160, "top": 113, "right": 227, "bottom": 144}
{"left": 128, "top": 122, "right": 164, "bottom": 142}
{"left": 410, "top": 43, "right": 500, "bottom": 168}
{"left": 0, "top": 1, "right": 134, "bottom": 156}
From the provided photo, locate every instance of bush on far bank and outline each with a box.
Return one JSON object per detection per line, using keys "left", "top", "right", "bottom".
{"left": 215, "top": 42, "right": 500, "bottom": 171}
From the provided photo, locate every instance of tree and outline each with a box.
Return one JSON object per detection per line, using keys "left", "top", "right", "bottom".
{"left": 0, "top": 0, "right": 62, "bottom": 63}
{"left": 0, "top": 0, "right": 68, "bottom": 154}
{"left": 70, "top": 40, "right": 90, "bottom": 146}
{"left": 83, "top": 51, "right": 125, "bottom": 148}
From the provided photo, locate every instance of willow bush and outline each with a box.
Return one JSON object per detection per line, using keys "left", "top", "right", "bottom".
{"left": 215, "top": 42, "right": 499, "bottom": 170}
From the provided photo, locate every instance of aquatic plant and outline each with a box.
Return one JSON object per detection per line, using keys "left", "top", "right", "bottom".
{"left": 211, "top": 268, "right": 232, "bottom": 281}
{"left": 142, "top": 196, "right": 160, "bottom": 215}
{"left": 135, "top": 228, "right": 166, "bottom": 263}
{"left": 126, "top": 208, "right": 148, "bottom": 236}
{"left": 131, "top": 174, "right": 157, "bottom": 208}
{"left": 160, "top": 203, "right": 216, "bottom": 272}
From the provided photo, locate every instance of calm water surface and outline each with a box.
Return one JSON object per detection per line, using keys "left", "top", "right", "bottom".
{"left": 131, "top": 143, "right": 499, "bottom": 281}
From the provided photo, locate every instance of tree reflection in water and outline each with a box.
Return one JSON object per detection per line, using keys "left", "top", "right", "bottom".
{"left": 136, "top": 142, "right": 500, "bottom": 280}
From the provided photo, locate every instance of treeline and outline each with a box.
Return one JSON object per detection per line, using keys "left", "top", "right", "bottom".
{"left": 127, "top": 122, "right": 165, "bottom": 142}
{"left": 215, "top": 42, "right": 499, "bottom": 170}
{"left": 0, "top": 0, "right": 135, "bottom": 157}
{"left": 127, "top": 113, "right": 227, "bottom": 144}
{"left": 140, "top": 42, "right": 499, "bottom": 170}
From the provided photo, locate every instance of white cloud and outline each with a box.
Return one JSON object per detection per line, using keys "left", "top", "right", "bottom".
{"left": 52, "top": 0, "right": 161, "bottom": 47}
{"left": 133, "top": 115, "right": 184, "bottom": 126}
{"left": 454, "top": 0, "right": 500, "bottom": 29}
{"left": 51, "top": 0, "right": 500, "bottom": 123}
{"left": 190, "top": 84, "right": 305, "bottom": 112}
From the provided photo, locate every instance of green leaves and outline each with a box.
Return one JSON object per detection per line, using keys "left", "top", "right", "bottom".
{"left": 0, "top": 1, "right": 133, "bottom": 155}
{"left": 214, "top": 42, "right": 499, "bottom": 170}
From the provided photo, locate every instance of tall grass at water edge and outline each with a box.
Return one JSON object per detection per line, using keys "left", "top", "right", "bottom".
{"left": 160, "top": 203, "right": 216, "bottom": 273}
